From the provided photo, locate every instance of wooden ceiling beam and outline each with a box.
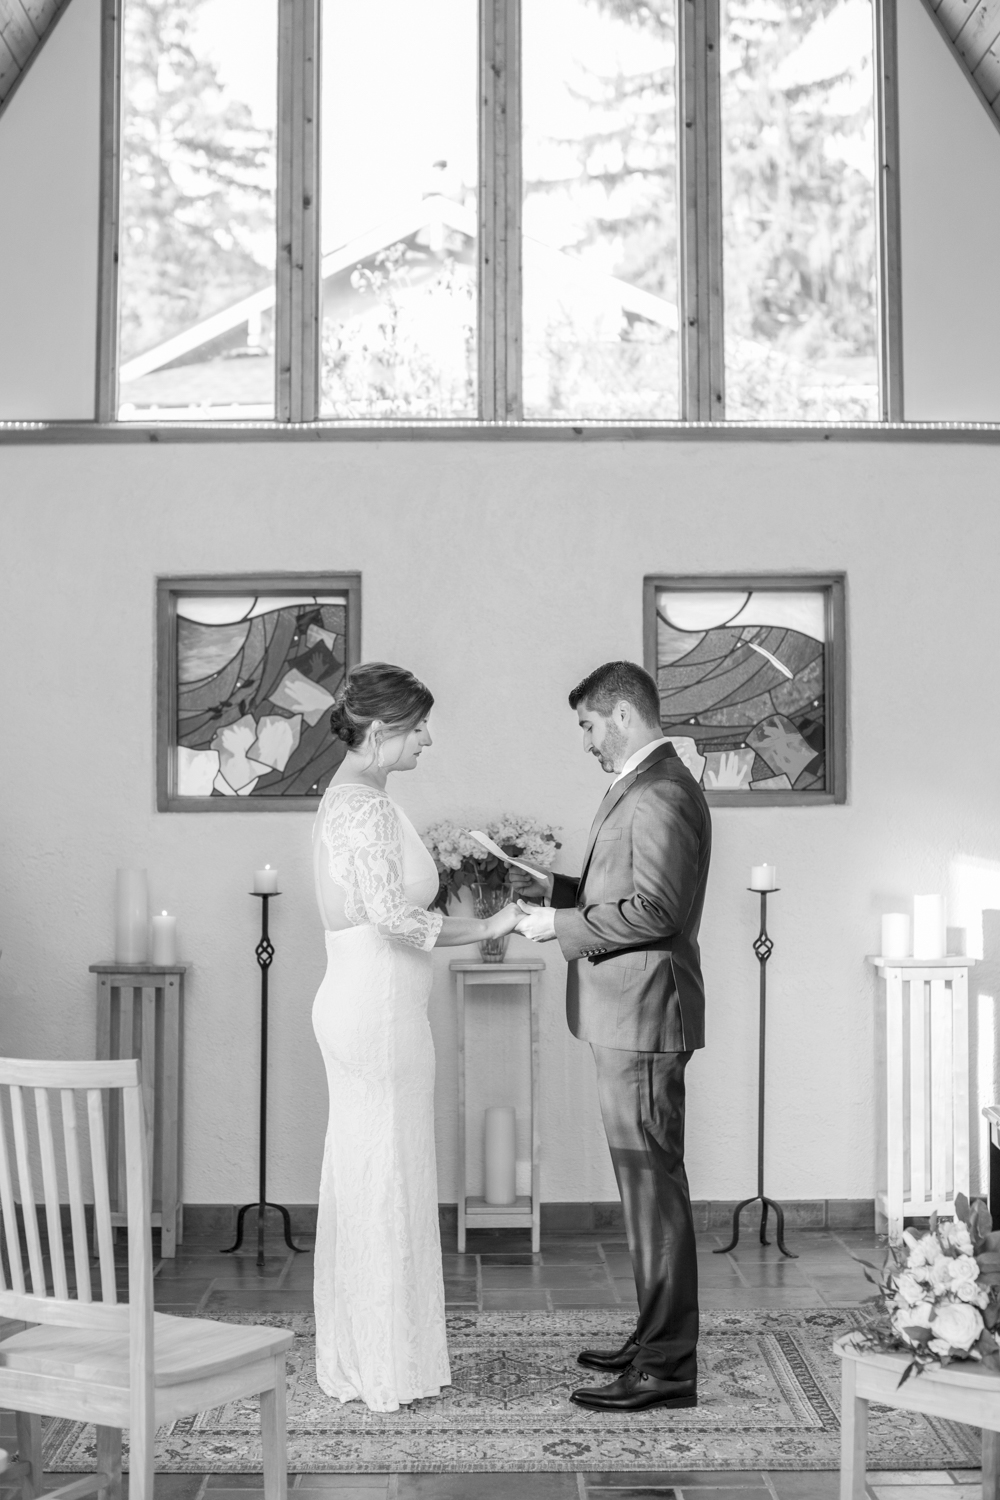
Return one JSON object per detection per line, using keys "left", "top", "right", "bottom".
{"left": 954, "top": 2, "right": 1000, "bottom": 69}
{"left": 920, "top": 0, "right": 1000, "bottom": 138}
{"left": 0, "top": 0, "right": 41, "bottom": 68}
{"left": 0, "top": 0, "right": 70, "bottom": 121}
{"left": 973, "top": 37, "right": 1000, "bottom": 101}
{"left": 934, "top": 0, "right": 979, "bottom": 41}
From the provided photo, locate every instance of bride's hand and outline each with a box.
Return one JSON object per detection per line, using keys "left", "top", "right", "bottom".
{"left": 484, "top": 903, "right": 523, "bottom": 940}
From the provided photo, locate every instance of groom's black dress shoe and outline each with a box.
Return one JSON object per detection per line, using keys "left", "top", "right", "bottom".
{"left": 576, "top": 1338, "right": 641, "bottom": 1373}
{"left": 570, "top": 1367, "right": 697, "bottom": 1412}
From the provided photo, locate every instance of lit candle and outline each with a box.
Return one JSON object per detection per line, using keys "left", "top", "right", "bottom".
{"left": 253, "top": 865, "right": 279, "bottom": 894}
{"left": 881, "top": 913, "right": 910, "bottom": 959}
{"left": 484, "top": 1106, "right": 516, "bottom": 1206}
{"left": 913, "top": 894, "right": 945, "bottom": 960}
{"left": 750, "top": 864, "right": 777, "bottom": 891}
{"left": 151, "top": 911, "right": 177, "bottom": 966}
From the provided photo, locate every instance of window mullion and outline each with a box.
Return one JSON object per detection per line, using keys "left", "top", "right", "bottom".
{"left": 276, "top": 0, "right": 322, "bottom": 423}
{"left": 479, "top": 0, "right": 522, "bottom": 421}
{"left": 677, "top": 0, "right": 723, "bottom": 422}
{"left": 96, "top": 0, "right": 123, "bottom": 424}
{"left": 873, "top": 0, "right": 904, "bottom": 422}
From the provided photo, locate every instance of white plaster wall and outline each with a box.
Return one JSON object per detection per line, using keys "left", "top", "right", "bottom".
{"left": 1, "top": 438, "right": 998, "bottom": 1208}
{"left": 0, "top": 0, "right": 100, "bottom": 421}
{"left": 897, "top": 1, "right": 1000, "bottom": 421}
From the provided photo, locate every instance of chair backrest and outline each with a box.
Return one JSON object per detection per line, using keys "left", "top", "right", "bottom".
{"left": 0, "top": 1057, "right": 152, "bottom": 1349}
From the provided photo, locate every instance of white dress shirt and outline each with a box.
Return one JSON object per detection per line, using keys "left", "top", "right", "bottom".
{"left": 524, "top": 737, "right": 671, "bottom": 941}
{"left": 609, "top": 736, "right": 671, "bottom": 788}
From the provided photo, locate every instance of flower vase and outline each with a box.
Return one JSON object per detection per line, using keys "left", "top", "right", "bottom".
{"left": 475, "top": 885, "right": 510, "bottom": 963}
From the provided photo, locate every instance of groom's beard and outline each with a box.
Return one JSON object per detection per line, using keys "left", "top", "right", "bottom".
{"left": 592, "top": 722, "right": 627, "bottom": 774}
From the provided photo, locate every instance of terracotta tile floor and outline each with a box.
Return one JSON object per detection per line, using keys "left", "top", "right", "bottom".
{"left": 0, "top": 1227, "right": 984, "bottom": 1499}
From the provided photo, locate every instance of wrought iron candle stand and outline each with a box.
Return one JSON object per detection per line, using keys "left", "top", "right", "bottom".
{"left": 222, "top": 891, "right": 304, "bottom": 1268}
{"left": 715, "top": 888, "right": 797, "bottom": 1259}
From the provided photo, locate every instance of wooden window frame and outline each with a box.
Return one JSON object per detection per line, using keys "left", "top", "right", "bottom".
{"left": 156, "top": 572, "right": 361, "bottom": 813}
{"left": 642, "top": 572, "right": 847, "bottom": 808}
{"left": 98, "top": 0, "right": 899, "bottom": 431}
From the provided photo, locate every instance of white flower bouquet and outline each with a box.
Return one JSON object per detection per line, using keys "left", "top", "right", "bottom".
{"left": 422, "top": 816, "right": 561, "bottom": 912}
{"left": 851, "top": 1195, "right": 1000, "bottom": 1383}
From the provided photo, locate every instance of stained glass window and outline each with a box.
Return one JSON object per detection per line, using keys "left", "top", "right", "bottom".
{"left": 644, "top": 577, "right": 845, "bottom": 804}
{"left": 158, "top": 576, "right": 361, "bottom": 809}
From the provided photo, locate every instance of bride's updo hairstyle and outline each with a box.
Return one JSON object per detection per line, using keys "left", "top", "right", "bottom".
{"left": 329, "top": 662, "right": 434, "bottom": 749}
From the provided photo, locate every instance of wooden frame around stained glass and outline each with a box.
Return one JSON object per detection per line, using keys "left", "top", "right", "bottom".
{"left": 642, "top": 573, "right": 846, "bottom": 807}
{"left": 157, "top": 573, "right": 361, "bottom": 812}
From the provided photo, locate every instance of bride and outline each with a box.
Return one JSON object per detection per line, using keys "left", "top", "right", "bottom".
{"left": 312, "top": 661, "right": 522, "bottom": 1412}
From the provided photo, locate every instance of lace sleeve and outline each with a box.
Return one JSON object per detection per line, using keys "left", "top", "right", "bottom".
{"left": 345, "top": 792, "right": 443, "bottom": 951}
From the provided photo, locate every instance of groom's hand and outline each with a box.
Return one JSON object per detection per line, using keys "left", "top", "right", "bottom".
{"left": 508, "top": 866, "right": 554, "bottom": 903}
{"left": 515, "top": 900, "right": 558, "bottom": 942}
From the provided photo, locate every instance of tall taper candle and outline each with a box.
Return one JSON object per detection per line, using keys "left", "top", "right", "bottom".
{"left": 484, "top": 1106, "right": 517, "bottom": 1205}
{"left": 115, "top": 869, "right": 149, "bottom": 963}
{"left": 152, "top": 911, "right": 177, "bottom": 966}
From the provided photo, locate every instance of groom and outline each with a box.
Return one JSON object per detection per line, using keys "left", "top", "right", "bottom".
{"left": 513, "top": 661, "right": 711, "bottom": 1412}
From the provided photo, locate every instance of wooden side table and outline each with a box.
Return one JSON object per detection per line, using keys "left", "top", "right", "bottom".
{"left": 837, "top": 1337, "right": 1000, "bottom": 1497}
{"left": 869, "top": 955, "right": 974, "bottom": 1243}
{"left": 89, "top": 962, "right": 187, "bottom": 1257}
{"left": 450, "top": 961, "right": 544, "bottom": 1253}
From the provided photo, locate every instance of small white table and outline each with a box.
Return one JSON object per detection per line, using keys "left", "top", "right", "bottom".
{"left": 869, "top": 955, "right": 974, "bottom": 1242}
{"left": 837, "top": 1337, "right": 1000, "bottom": 1498}
{"left": 450, "top": 961, "right": 544, "bottom": 1253}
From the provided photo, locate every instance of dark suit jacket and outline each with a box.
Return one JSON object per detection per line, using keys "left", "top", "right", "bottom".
{"left": 551, "top": 742, "right": 712, "bottom": 1053}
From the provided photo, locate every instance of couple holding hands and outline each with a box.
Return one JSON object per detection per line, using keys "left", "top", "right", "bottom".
{"left": 310, "top": 658, "right": 712, "bottom": 1415}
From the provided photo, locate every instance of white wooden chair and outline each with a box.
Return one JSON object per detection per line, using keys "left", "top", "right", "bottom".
{"left": 0, "top": 1056, "right": 293, "bottom": 1500}
{"left": 837, "top": 1337, "right": 1000, "bottom": 1499}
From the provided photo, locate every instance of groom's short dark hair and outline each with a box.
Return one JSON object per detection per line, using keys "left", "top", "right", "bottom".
{"left": 569, "top": 661, "right": 661, "bottom": 728}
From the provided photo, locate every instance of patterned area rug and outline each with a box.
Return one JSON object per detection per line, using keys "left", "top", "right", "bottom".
{"left": 43, "top": 1307, "right": 980, "bottom": 1472}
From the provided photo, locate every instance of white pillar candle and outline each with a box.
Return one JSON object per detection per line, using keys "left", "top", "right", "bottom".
{"left": 115, "top": 869, "right": 149, "bottom": 964}
{"left": 881, "top": 913, "right": 910, "bottom": 959}
{"left": 151, "top": 912, "right": 177, "bottom": 966}
{"left": 750, "top": 864, "right": 777, "bottom": 891}
{"left": 913, "top": 894, "right": 946, "bottom": 960}
{"left": 484, "top": 1106, "right": 516, "bottom": 1206}
{"left": 253, "top": 865, "right": 279, "bottom": 894}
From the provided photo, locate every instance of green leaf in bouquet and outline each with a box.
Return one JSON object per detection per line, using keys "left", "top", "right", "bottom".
{"left": 975, "top": 1252, "right": 1000, "bottom": 1273}
{"left": 847, "top": 1248, "right": 889, "bottom": 1278}
{"left": 970, "top": 1197, "right": 993, "bottom": 1244}
{"left": 899, "top": 1324, "right": 932, "bottom": 1344}
{"left": 954, "top": 1193, "right": 971, "bottom": 1223}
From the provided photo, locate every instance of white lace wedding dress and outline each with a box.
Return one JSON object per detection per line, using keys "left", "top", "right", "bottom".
{"left": 311, "top": 782, "right": 450, "bottom": 1412}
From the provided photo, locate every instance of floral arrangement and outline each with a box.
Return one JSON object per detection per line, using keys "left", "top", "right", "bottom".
{"left": 422, "top": 816, "right": 561, "bottom": 912}
{"left": 851, "top": 1195, "right": 1000, "bottom": 1383}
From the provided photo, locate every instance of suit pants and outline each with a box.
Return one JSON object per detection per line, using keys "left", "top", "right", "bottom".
{"left": 591, "top": 1044, "right": 698, "bottom": 1381}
